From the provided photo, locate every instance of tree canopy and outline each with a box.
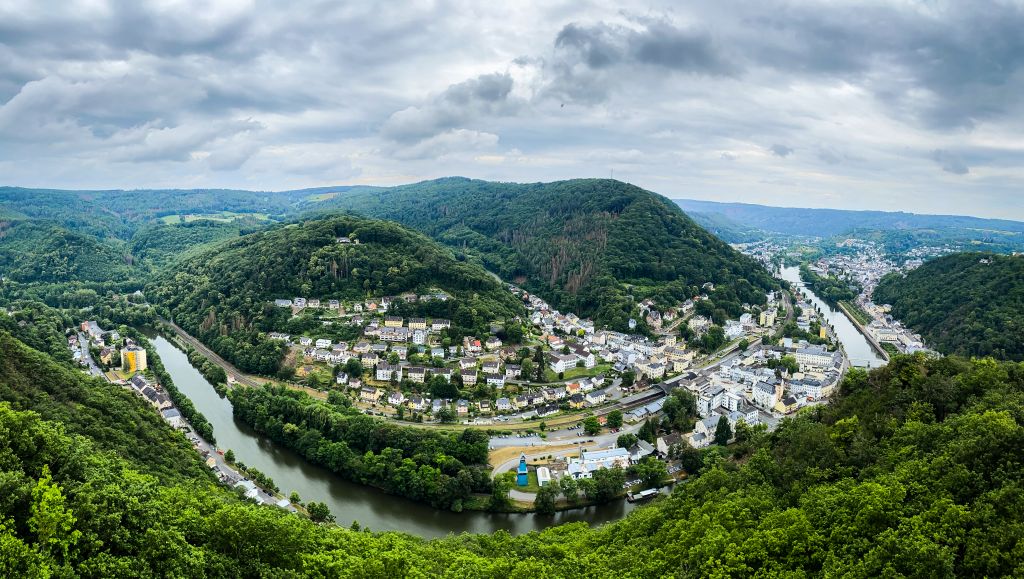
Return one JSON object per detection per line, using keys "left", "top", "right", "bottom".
{"left": 148, "top": 215, "right": 524, "bottom": 374}
{"left": 325, "top": 178, "right": 779, "bottom": 331}
{"left": 1, "top": 326, "right": 1024, "bottom": 576}
{"left": 874, "top": 252, "right": 1024, "bottom": 361}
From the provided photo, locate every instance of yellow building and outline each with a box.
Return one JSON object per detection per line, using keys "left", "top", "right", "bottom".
{"left": 121, "top": 346, "right": 147, "bottom": 374}
{"left": 819, "top": 325, "right": 827, "bottom": 340}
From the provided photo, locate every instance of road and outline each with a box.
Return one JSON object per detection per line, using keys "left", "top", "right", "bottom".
{"left": 73, "top": 329, "right": 284, "bottom": 508}
{"left": 161, "top": 319, "right": 264, "bottom": 387}
{"left": 76, "top": 332, "right": 105, "bottom": 378}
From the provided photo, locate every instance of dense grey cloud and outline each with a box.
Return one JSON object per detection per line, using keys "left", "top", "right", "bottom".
{"left": 382, "top": 73, "right": 516, "bottom": 144}
{"left": 0, "top": 0, "right": 1022, "bottom": 219}
{"left": 930, "top": 149, "right": 969, "bottom": 175}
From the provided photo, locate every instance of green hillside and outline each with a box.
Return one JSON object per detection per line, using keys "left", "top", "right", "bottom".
{"left": 324, "top": 178, "right": 778, "bottom": 330}
{"left": 0, "top": 186, "right": 315, "bottom": 240}
{"left": 874, "top": 252, "right": 1024, "bottom": 360}
{"left": 128, "top": 220, "right": 251, "bottom": 270}
{"left": 1, "top": 326, "right": 1022, "bottom": 575}
{"left": 0, "top": 220, "right": 135, "bottom": 283}
{"left": 684, "top": 210, "right": 767, "bottom": 244}
{"left": 0, "top": 330, "right": 211, "bottom": 482}
{"left": 148, "top": 215, "right": 524, "bottom": 374}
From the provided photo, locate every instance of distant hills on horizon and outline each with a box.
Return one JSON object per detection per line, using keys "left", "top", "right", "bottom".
{"left": 673, "top": 197, "right": 1024, "bottom": 239}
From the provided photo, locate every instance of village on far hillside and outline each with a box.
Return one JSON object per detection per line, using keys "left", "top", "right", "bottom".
{"left": 244, "top": 262, "right": 850, "bottom": 451}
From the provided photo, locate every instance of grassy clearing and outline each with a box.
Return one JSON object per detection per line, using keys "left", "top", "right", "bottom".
{"left": 544, "top": 363, "right": 612, "bottom": 382}
{"left": 160, "top": 211, "right": 271, "bottom": 224}
{"left": 839, "top": 301, "right": 872, "bottom": 325}
{"left": 306, "top": 192, "right": 340, "bottom": 202}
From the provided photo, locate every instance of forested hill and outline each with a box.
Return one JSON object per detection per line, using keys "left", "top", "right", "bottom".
{"left": 0, "top": 185, "right": 345, "bottom": 283}
{"left": 0, "top": 330, "right": 212, "bottom": 482}
{"left": 3, "top": 324, "right": 1024, "bottom": 575}
{"left": 0, "top": 220, "right": 135, "bottom": 283}
{"left": 148, "top": 215, "right": 524, "bottom": 374}
{"left": 874, "top": 252, "right": 1024, "bottom": 361}
{"left": 322, "top": 178, "right": 778, "bottom": 330}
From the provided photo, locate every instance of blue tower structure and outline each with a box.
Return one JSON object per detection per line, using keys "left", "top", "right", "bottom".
{"left": 516, "top": 453, "right": 529, "bottom": 486}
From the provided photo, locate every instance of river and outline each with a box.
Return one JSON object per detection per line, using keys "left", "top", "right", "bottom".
{"left": 779, "top": 267, "right": 887, "bottom": 368}
{"left": 149, "top": 334, "right": 642, "bottom": 538}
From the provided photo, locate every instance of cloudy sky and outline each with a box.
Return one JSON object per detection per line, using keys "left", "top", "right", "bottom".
{"left": 1, "top": 0, "right": 1023, "bottom": 220}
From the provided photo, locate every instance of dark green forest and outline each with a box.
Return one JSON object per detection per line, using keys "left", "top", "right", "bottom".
{"left": 0, "top": 186, "right": 319, "bottom": 240}
{"left": 1, "top": 179, "right": 779, "bottom": 336}
{"left": 147, "top": 215, "right": 524, "bottom": 374}
{"left": 0, "top": 331, "right": 213, "bottom": 483}
{"left": 129, "top": 220, "right": 256, "bottom": 270}
{"left": 230, "top": 386, "right": 492, "bottom": 510}
{"left": 1, "top": 323, "right": 1023, "bottom": 576}
{"left": 0, "top": 220, "right": 135, "bottom": 283}
{"left": 799, "top": 264, "right": 861, "bottom": 307}
{"left": 874, "top": 252, "right": 1024, "bottom": 361}
{"left": 324, "top": 178, "right": 778, "bottom": 330}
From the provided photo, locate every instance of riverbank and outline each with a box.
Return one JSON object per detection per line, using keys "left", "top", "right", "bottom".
{"left": 158, "top": 319, "right": 665, "bottom": 434}
{"left": 780, "top": 266, "right": 886, "bottom": 368}
{"left": 836, "top": 302, "right": 891, "bottom": 362}
{"left": 148, "top": 333, "right": 646, "bottom": 536}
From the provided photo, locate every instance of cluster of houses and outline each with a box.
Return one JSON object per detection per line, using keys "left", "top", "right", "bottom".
{"left": 73, "top": 321, "right": 191, "bottom": 434}
{"left": 865, "top": 317, "right": 929, "bottom": 354}
{"left": 76, "top": 320, "right": 149, "bottom": 373}
{"left": 272, "top": 290, "right": 450, "bottom": 313}
{"left": 126, "top": 374, "right": 172, "bottom": 411}
{"left": 517, "top": 284, "right": 779, "bottom": 382}
{"left": 676, "top": 340, "right": 842, "bottom": 448}
{"left": 351, "top": 373, "right": 613, "bottom": 418}
{"left": 803, "top": 247, "right": 934, "bottom": 356}
{"left": 265, "top": 275, "right": 786, "bottom": 425}
{"left": 517, "top": 286, "right": 686, "bottom": 381}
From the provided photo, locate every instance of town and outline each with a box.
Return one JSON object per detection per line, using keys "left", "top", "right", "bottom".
{"left": 65, "top": 245, "right": 873, "bottom": 508}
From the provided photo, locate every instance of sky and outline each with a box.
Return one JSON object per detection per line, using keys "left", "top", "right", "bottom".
{"left": 1, "top": 0, "right": 1023, "bottom": 220}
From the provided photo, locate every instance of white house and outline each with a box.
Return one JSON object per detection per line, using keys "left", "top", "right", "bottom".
{"left": 375, "top": 364, "right": 398, "bottom": 381}
{"left": 407, "top": 366, "right": 427, "bottom": 383}
{"left": 753, "top": 379, "right": 783, "bottom": 409}
{"left": 549, "top": 353, "right": 578, "bottom": 374}
{"left": 794, "top": 346, "right": 833, "bottom": 369}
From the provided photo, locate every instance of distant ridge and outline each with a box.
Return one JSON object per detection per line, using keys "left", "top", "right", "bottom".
{"left": 674, "top": 198, "right": 1024, "bottom": 238}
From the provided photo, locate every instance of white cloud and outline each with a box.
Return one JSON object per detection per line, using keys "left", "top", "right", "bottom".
{"left": 0, "top": 0, "right": 1022, "bottom": 219}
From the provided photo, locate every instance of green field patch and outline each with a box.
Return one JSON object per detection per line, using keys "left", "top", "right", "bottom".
{"left": 545, "top": 363, "right": 612, "bottom": 382}
{"left": 306, "top": 191, "right": 341, "bottom": 202}
{"left": 160, "top": 211, "right": 270, "bottom": 224}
